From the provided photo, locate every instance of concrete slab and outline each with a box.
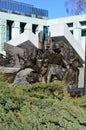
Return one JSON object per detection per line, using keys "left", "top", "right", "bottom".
{"left": 7, "top": 30, "right": 38, "bottom": 48}
{"left": 50, "top": 23, "right": 85, "bottom": 62}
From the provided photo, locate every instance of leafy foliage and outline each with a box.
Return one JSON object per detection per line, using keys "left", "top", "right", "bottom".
{"left": 0, "top": 80, "right": 86, "bottom": 130}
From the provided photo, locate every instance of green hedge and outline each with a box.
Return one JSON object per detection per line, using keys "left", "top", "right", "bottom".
{"left": 0, "top": 81, "right": 86, "bottom": 130}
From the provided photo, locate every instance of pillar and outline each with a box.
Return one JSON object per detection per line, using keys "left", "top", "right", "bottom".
{"left": 73, "top": 22, "right": 81, "bottom": 43}
{"left": 24, "top": 23, "right": 32, "bottom": 32}
{"left": 0, "top": 19, "right": 6, "bottom": 55}
{"left": 35, "top": 25, "right": 43, "bottom": 49}
{"left": 12, "top": 21, "right": 20, "bottom": 39}
{"left": 35, "top": 25, "right": 43, "bottom": 35}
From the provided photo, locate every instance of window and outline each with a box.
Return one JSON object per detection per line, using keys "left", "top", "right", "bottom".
{"left": 32, "top": 24, "right": 38, "bottom": 34}
{"left": 0, "top": 0, "right": 48, "bottom": 17}
{"left": 6, "top": 20, "right": 13, "bottom": 41}
{"left": 81, "top": 29, "right": 86, "bottom": 36}
{"left": 80, "top": 21, "right": 86, "bottom": 26}
{"left": 70, "top": 30, "right": 73, "bottom": 34}
{"left": 20, "top": 22, "right": 26, "bottom": 34}
{"left": 43, "top": 26, "right": 49, "bottom": 41}
{"left": 67, "top": 23, "right": 73, "bottom": 27}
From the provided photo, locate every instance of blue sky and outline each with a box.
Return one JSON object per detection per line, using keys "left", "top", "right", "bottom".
{"left": 17, "top": 0, "right": 68, "bottom": 19}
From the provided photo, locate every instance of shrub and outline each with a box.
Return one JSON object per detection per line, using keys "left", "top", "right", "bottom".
{"left": 0, "top": 81, "right": 86, "bottom": 130}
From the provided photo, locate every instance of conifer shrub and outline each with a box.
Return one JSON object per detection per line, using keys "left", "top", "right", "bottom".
{"left": 0, "top": 80, "right": 86, "bottom": 130}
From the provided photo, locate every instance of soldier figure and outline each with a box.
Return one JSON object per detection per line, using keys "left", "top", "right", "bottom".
{"left": 17, "top": 52, "right": 28, "bottom": 69}
{"left": 64, "top": 58, "right": 80, "bottom": 88}
{"left": 0, "top": 53, "right": 4, "bottom": 66}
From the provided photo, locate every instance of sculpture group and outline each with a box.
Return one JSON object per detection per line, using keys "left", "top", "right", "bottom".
{"left": 17, "top": 36, "right": 82, "bottom": 90}
{"left": 0, "top": 31, "right": 83, "bottom": 92}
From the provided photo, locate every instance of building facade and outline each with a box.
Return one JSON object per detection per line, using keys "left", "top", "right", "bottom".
{"left": 48, "top": 15, "right": 86, "bottom": 51}
{"left": 0, "top": 0, "right": 48, "bottom": 55}
{"left": 0, "top": 0, "right": 86, "bottom": 55}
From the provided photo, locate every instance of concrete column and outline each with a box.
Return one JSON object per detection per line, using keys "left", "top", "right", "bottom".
{"left": 73, "top": 22, "right": 81, "bottom": 43}
{"left": 24, "top": 23, "right": 32, "bottom": 32}
{"left": 0, "top": 19, "right": 6, "bottom": 55}
{"left": 81, "top": 37, "right": 85, "bottom": 51}
{"left": 12, "top": 21, "right": 20, "bottom": 39}
{"left": 37, "top": 25, "right": 46, "bottom": 50}
{"left": 35, "top": 25, "right": 43, "bottom": 35}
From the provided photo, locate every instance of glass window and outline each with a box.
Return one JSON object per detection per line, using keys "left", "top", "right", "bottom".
{"left": 20, "top": 22, "right": 26, "bottom": 33}
{"left": 0, "top": 0, "right": 48, "bottom": 17}
{"left": 43, "top": 26, "right": 49, "bottom": 41}
{"left": 67, "top": 23, "right": 73, "bottom": 27}
{"left": 70, "top": 30, "right": 73, "bottom": 34}
{"left": 81, "top": 29, "right": 86, "bottom": 36}
{"left": 80, "top": 21, "right": 86, "bottom": 26}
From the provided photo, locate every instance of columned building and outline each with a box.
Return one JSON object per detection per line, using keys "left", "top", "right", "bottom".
{"left": 48, "top": 15, "right": 86, "bottom": 51}
{"left": 0, "top": 0, "right": 86, "bottom": 92}
{"left": 0, "top": 0, "right": 86, "bottom": 55}
{"left": 0, "top": 0, "right": 48, "bottom": 55}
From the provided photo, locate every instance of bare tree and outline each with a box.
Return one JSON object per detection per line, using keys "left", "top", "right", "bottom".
{"left": 64, "top": 0, "right": 86, "bottom": 15}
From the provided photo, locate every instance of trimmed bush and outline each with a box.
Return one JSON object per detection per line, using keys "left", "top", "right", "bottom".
{"left": 0, "top": 81, "right": 86, "bottom": 130}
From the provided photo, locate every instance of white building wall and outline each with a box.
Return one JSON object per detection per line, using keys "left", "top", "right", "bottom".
{"left": 47, "top": 14, "right": 86, "bottom": 25}
{"left": 35, "top": 25, "right": 43, "bottom": 35}
{"left": 12, "top": 21, "right": 20, "bottom": 39}
{"left": 0, "top": 12, "right": 47, "bottom": 26}
{"left": 73, "top": 22, "right": 81, "bottom": 43}
{"left": 24, "top": 23, "right": 32, "bottom": 32}
{"left": 81, "top": 37, "right": 86, "bottom": 51}
{"left": 0, "top": 19, "right": 6, "bottom": 55}
{"left": 47, "top": 14, "right": 86, "bottom": 51}
{"left": 7, "top": 30, "right": 38, "bottom": 48}
{"left": 50, "top": 23, "right": 85, "bottom": 62}
{"left": 0, "top": 11, "right": 86, "bottom": 55}
{"left": 0, "top": 11, "right": 47, "bottom": 55}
